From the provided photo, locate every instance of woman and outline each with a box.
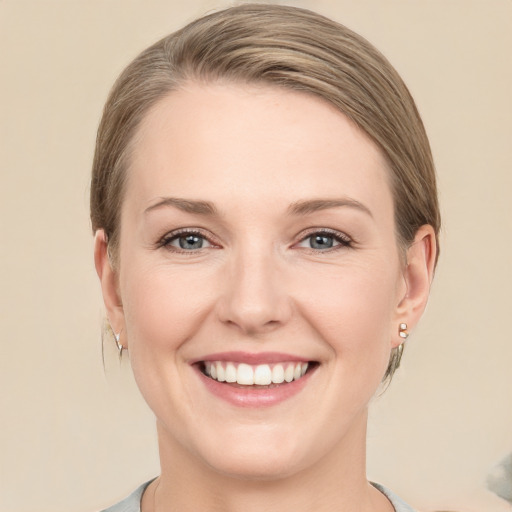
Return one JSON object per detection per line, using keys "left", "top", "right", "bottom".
{"left": 91, "top": 4, "right": 439, "bottom": 511}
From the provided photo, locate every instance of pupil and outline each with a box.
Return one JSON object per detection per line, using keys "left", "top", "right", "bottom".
{"left": 179, "top": 235, "right": 203, "bottom": 249}
{"left": 311, "top": 235, "right": 333, "bottom": 249}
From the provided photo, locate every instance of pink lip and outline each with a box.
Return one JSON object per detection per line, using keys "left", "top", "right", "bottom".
{"left": 190, "top": 351, "right": 310, "bottom": 365}
{"left": 192, "top": 359, "right": 316, "bottom": 408}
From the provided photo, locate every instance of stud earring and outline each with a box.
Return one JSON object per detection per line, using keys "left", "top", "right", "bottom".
{"left": 399, "top": 323, "right": 409, "bottom": 339}
{"left": 114, "top": 331, "right": 124, "bottom": 358}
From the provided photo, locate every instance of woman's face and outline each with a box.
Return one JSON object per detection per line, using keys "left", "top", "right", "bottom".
{"left": 103, "top": 82, "right": 412, "bottom": 479}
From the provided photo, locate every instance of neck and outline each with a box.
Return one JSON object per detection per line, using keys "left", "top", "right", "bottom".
{"left": 143, "top": 410, "right": 393, "bottom": 512}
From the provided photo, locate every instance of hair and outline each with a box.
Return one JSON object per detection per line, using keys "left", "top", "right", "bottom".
{"left": 90, "top": 3, "right": 440, "bottom": 382}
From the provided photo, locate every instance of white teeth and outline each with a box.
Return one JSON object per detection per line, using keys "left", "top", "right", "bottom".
{"left": 254, "top": 364, "right": 272, "bottom": 385}
{"left": 225, "top": 362, "right": 237, "bottom": 383}
{"left": 204, "top": 361, "right": 310, "bottom": 385}
{"left": 284, "top": 364, "right": 294, "bottom": 383}
{"left": 237, "top": 363, "right": 254, "bottom": 385}
{"left": 216, "top": 362, "right": 226, "bottom": 382}
{"left": 271, "top": 364, "right": 285, "bottom": 384}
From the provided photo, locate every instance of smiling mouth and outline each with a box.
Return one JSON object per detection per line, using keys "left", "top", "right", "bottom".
{"left": 200, "top": 361, "right": 317, "bottom": 387}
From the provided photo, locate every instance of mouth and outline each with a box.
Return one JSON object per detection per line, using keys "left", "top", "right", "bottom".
{"left": 200, "top": 360, "right": 316, "bottom": 387}
{"left": 191, "top": 352, "right": 319, "bottom": 407}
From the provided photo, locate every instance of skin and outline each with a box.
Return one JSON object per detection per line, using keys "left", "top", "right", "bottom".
{"left": 95, "top": 82, "right": 436, "bottom": 512}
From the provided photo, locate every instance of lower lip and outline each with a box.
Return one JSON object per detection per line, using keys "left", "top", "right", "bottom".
{"left": 194, "top": 365, "right": 315, "bottom": 408}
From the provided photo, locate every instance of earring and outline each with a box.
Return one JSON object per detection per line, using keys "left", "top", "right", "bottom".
{"left": 114, "top": 332, "right": 124, "bottom": 358}
{"left": 399, "top": 323, "right": 409, "bottom": 339}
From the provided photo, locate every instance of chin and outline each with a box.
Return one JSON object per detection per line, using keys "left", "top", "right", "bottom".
{"left": 189, "top": 424, "right": 312, "bottom": 481}
{"left": 205, "top": 449, "right": 305, "bottom": 482}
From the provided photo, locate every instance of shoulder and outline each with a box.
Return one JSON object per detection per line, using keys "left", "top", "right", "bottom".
{"left": 99, "top": 480, "right": 153, "bottom": 512}
{"left": 371, "top": 482, "right": 418, "bottom": 512}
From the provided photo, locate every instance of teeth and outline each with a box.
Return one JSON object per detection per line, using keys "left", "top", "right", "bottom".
{"left": 204, "top": 361, "right": 309, "bottom": 386}
{"left": 284, "top": 364, "right": 294, "bottom": 383}
{"left": 271, "top": 364, "right": 285, "bottom": 384}
{"left": 237, "top": 363, "right": 254, "bottom": 385}
{"left": 225, "top": 362, "right": 237, "bottom": 383}
{"left": 216, "top": 363, "right": 226, "bottom": 382}
{"left": 254, "top": 364, "right": 272, "bottom": 385}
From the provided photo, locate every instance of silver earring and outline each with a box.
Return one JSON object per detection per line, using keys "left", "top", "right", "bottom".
{"left": 399, "top": 323, "right": 409, "bottom": 339}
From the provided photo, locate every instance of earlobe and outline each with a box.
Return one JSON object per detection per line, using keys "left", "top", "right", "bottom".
{"left": 94, "top": 230, "right": 125, "bottom": 339}
{"left": 393, "top": 225, "right": 437, "bottom": 346}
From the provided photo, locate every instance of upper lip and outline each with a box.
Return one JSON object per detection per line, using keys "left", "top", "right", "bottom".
{"left": 190, "top": 351, "right": 313, "bottom": 365}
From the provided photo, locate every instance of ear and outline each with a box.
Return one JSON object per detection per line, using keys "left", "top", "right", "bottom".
{"left": 393, "top": 224, "right": 437, "bottom": 347}
{"left": 94, "top": 230, "right": 125, "bottom": 343}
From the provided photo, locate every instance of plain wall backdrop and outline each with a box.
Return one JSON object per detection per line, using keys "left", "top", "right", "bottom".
{"left": 1, "top": 1, "right": 511, "bottom": 511}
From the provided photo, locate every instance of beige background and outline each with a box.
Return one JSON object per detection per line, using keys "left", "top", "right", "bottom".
{"left": 1, "top": 1, "right": 511, "bottom": 511}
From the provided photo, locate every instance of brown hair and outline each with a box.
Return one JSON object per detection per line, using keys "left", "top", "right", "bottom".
{"left": 90, "top": 3, "right": 440, "bottom": 381}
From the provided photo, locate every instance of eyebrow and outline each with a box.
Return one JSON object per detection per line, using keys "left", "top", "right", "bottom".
{"left": 144, "top": 196, "right": 372, "bottom": 218}
{"left": 287, "top": 198, "right": 373, "bottom": 217}
{"left": 144, "top": 197, "right": 218, "bottom": 216}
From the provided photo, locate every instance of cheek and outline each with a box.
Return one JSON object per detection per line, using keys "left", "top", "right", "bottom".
{"left": 296, "top": 261, "right": 399, "bottom": 364}
{"left": 118, "top": 263, "right": 216, "bottom": 420}
{"left": 120, "top": 264, "right": 211, "bottom": 352}
{"left": 118, "top": 254, "right": 229, "bottom": 377}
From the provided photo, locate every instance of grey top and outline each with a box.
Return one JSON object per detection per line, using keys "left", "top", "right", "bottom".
{"left": 101, "top": 480, "right": 416, "bottom": 512}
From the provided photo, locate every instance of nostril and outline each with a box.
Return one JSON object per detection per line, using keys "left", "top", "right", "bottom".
{"left": 214, "top": 268, "right": 293, "bottom": 333}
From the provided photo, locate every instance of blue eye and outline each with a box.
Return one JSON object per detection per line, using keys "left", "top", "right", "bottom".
{"left": 162, "top": 231, "right": 213, "bottom": 251}
{"left": 177, "top": 234, "right": 206, "bottom": 250}
{"left": 297, "top": 231, "right": 351, "bottom": 251}
{"left": 309, "top": 234, "right": 336, "bottom": 249}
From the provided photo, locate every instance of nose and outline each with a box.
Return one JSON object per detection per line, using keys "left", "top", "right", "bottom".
{"left": 216, "top": 246, "right": 293, "bottom": 335}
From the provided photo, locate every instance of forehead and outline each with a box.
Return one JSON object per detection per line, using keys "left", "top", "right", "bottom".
{"left": 125, "top": 82, "right": 393, "bottom": 216}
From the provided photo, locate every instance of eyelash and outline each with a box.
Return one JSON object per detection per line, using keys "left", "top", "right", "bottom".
{"left": 296, "top": 228, "right": 353, "bottom": 253}
{"left": 157, "top": 228, "right": 218, "bottom": 253}
{"left": 157, "top": 228, "right": 353, "bottom": 253}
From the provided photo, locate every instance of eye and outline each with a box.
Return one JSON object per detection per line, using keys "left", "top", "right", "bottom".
{"left": 159, "top": 230, "right": 214, "bottom": 251}
{"left": 296, "top": 230, "right": 352, "bottom": 251}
